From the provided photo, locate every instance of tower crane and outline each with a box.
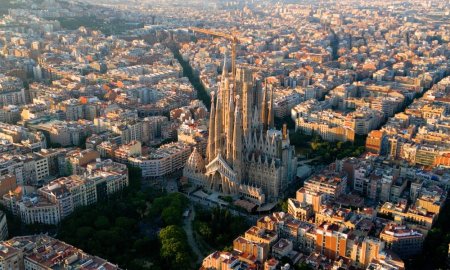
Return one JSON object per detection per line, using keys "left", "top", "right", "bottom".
{"left": 188, "top": 27, "right": 243, "bottom": 85}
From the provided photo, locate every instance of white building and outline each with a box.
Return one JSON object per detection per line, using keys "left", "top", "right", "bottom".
{"left": 129, "top": 142, "right": 191, "bottom": 178}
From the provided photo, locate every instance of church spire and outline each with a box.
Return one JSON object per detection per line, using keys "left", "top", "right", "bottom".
{"left": 267, "top": 84, "right": 274, "bottom": 129}
{"left": 252, "top": 106, "right": 259, "bottom": 129}
{"left": 261, "top": 79, "right": 268, "bottom": 131}
{"left": 226, "top": 87, "right": 235, "bottom": 163}
{"left": 222, "top": 53, "right": 230, "bottom": 128}
{"left": 233, "top": 95, "right": 243, "bottom": 182}
{"left": 207, "top": 92, "right": 216, "bottom": 163}
{"left": 221, "top": 52, "right": 227, "bottom": 79}
{"left": 214, "top": 89, "right": 223, "bottom": 157}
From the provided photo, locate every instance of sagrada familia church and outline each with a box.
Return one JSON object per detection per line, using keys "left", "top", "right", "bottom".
{"left": 183, "top": 62, "right": 297, "bottom": 205}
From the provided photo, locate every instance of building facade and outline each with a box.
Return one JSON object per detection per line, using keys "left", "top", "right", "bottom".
{"left": 184, "top": 66, "right": 297, "bottom": 203}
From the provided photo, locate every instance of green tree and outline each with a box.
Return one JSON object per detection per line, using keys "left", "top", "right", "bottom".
{"left": 161, "top": 206, "right": 182, "bottom": 225}
{"left": 94, "top": 216, "right": 110, "bottom": 229}
{"left": 115, "top": 216, "right": 136, "bottom": 231}
{"left": 159, "top": 225, "right": 191, "bottom": 269}
{"left": 194, "top": 206, "right": 249, "bottom": 250}
{"left": 159, "top": 225, "right": 185, "bottom": 241}
{"left": 76, "top": 226, "right": 93, "bottom": 240}
{"left": 197, "top": 222, "right": 212, "bottom": 239}
{"left": 57, "top": 183, "right": 194, "bottom": 269}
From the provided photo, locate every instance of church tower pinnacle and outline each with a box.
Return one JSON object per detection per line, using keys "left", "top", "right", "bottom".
{"left": 221, "top": 53, "right": 229, "bottom": 128}
{"left": 214, "top": 88, "right": 223, "bottom": 156}
{"left": 261, "top": 80, "right": 268, "bottom": 131}
{"left": 207, "top": 92, "right": 216, "bottom": 163}
{"left": 226, "top": 87, "right": 235, "bottom": 163}
{"left": 267, "top": 84, "right": 275, "bottom": 129}
{"left": 233, "top": 95, "right": 243, "bottom": 182}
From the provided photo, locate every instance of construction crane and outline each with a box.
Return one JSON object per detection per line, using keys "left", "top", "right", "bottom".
{"left": 189, "top": 27, "right": 242, "bottom": 84}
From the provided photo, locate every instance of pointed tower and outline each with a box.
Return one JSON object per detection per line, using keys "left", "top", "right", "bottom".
{"left": 214, "top": 89, "right": 223, "bottom": 156}
{"left": 252, "top": 106, "right": 259, "bottom": 129}
{"left": 221, "top": 54, "right": 229, "bottom": 127}
{"left": 240, "top": 68, "right": 255, "bottom": 137}
{"left": 226, "top": 88, "right": 235, "bottom": 163}
{"left": 260, "top": 80, "right": 268, "bottom": 131}
{"left": 233, "top": 95, "right": 243, "bottom": 182}
{"left": 207, "top": 92, "right": 216, "bottom": 163}
{"left": 267, "top": 84, "right": 275, "bottom": 129}
{"left": 185, "top": 147, "right": 205, "bottom": 174}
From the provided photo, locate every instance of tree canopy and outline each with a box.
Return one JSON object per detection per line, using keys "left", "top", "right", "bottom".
{"left": 193, "top": 207, "right": 249, "bottom": 250}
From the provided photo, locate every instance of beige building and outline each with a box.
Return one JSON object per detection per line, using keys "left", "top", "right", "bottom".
{"left": 66, "top": 148, "right": 100, "bottom": 175}
{"left": 0, "top": 105, "right": 20, "bottom": 124}
{"left": 287, "top": 198, "right": 313, "bottom": 221}
{"left": 348, "top": 237, "right": 384, "bottom": 268}
{"left": 296, "top": 187, "right": 325, "bottom": 213}
{"left": 114, "top": 140, "right": 142, "bottom": 163}
{"left": 86, "top": 159, "right": 129, "bottom": 196}
{"left": 0, "top": 242, "right": 22, "bottom": 270}
{"left": 0, "top": 235, "right": 120, "bottom": 270}
{"left": 184, "top": 67, "right": 297, "bottom": 203}
{"left": 295, "top": 117, "right": 356, "bottom": 142}
{"left": 39, "top": 175, "right": 97, "bottom": 219}
{"left": 202, "top": 251, "right": 246, "bottom": 270}
{"left": 4, "top": 160, "right": 128, "bottom": 225}
{"left": 380, "top": 223, "right": 424, "bottom": 258}
{"left": 53, "top": 98, "right": 84, "bottom": 121}
{"left": 303, "top": 170, "right": 347, "bottom": 201}
{"left": 0, "top": 75, "right": 26, "bottom": 106}
{"left": 233, "top": 236, "right": 269, "bottom": 263}
{"left": 244, "top": 226, "right": 278, "bottom": 247}
{"left": 33, "top": 120, "right": 91, "bottom": 147}
{"left": 18, "top": 194, "right": 61, "bottom": 225}
{"left": 129, "top": 142, "right": 190, "bottom": 178}
{"left": 379, "top": 201, "right": 436, "bottom": 229}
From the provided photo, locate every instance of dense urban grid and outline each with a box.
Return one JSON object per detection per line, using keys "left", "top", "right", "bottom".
{"left": 0, "top": 0, "right": 449, "bottom": 269}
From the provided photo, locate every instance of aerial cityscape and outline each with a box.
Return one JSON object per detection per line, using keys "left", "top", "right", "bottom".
{"left": 0, "top": 0, "right": 449, "bottom": 269}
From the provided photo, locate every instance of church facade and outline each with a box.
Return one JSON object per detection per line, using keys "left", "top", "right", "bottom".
{"left": 183, "top": 65, "right": 297, "bottom": 204}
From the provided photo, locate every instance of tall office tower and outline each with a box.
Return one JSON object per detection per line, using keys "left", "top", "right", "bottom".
{"left": 184, "top": 59, "right": 297, "bottom": 203}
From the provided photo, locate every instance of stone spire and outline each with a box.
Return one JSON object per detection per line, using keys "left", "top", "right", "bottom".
{"left": 226, "top": 87, "right": 235, "bottom": 163}
{"left": 260, "top": 81, "right": 268, "bottom": 131}
{"left": 207, "top": 92, "right": 216, "bottom": 163}
{"left": 252, "top": 106, "right": 259, "bottom": 129}
{"left": 267, "top": 84, "right": 275, "bottom": 129}
{"left": 221, "top": 53, "right": 229, "bottom": 127}
{"left": 223, "top": 77, "right": 230, "bottom": 125}
{"left": 233, "top": 95, "right": 243, "bottom": 182}
{"left": 185, "top": 147, "right": 205, "bottom": 174}
{"left": 214, "top": 89, "right": 223, "bottom": 156}
{"left": 222, "top": 52, "right": 228, "bottom": 79}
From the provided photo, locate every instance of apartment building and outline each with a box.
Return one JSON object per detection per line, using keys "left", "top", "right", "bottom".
{"left": 303, "top": 170, "right": 347, "bottom": 201}
{"left": 0, "top": 235, "right": 120, "bottom": 269}
{"left": 0, "top": 75, "right": 26, "bottom": 106}
{"left": 0, "top": 105, "right": 20, "bottom": 124}
{"left": 129, "top": 142, "right": 190, "bottom": 178}
{"left": 3, "top": 160, "right": 128, "bottom": 225}
{"left": 39, "top": 175, "right": 97, "bottom": 219}
{"left": 380, "top": 223, "right": 424, "bottom": 258}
